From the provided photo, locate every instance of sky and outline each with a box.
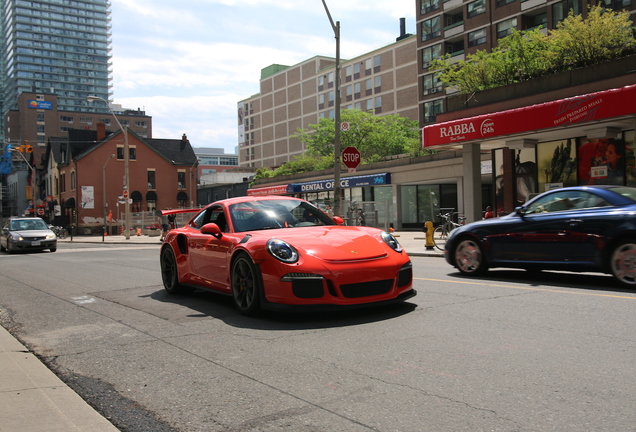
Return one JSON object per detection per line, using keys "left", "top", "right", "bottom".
{"left": 110, "top": 0, "right": 416, "bottom": 154}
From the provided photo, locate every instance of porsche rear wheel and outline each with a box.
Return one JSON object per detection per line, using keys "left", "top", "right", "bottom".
{"left": 453, "top": 237, "right": 487, "bottom": 276}
{"left": 161, "top": 246, "right": 184, "bottom": 294}
{"left": 610, "top": 241, "right": 636, "bottom": 287}
{"left": 231, "top": 254, "right": 261, "bottom": 315}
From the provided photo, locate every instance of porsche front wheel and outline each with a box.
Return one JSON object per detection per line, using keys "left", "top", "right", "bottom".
{"left": 231, "top": 254, "right": 261, "bottom": 315}
{"left": 453, "top": 237, "right": 487, "bottom": 276}
{"left": 161, "top": 247, "right": 185, "bottom": 294}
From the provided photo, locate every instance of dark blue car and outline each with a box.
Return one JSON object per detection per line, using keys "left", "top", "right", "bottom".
{"left": 444, "top": 186, "right": 636, "bottom": 287}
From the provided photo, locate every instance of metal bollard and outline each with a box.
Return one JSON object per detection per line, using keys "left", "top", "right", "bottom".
{"left": 425, "top": 221, "right": 435, "bottom": 250}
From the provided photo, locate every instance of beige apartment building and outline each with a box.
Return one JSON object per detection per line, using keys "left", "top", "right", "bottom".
{"left": 238, "top": 23, "right": 418, "bottom": 168}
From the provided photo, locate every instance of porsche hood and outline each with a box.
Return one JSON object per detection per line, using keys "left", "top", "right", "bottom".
{"left": 261, "top": 226, "right": 397, "bottom": 261}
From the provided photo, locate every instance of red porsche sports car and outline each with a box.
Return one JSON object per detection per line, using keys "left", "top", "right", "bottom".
{"left": 160, "top": 196, "right": 415, "bottom": 315}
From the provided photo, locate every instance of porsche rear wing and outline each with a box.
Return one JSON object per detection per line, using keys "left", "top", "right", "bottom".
{"left": 161, "top": 208, "right": 200, "bottom": 216}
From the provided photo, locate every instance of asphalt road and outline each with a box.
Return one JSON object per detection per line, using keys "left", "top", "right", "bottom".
{"left": 1, "top": 243, "right": 636, "bottom": 431}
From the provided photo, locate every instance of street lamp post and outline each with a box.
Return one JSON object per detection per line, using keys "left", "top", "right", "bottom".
{"left": 321, "top": 0, "right": 342, "bottom": 217}
{"left": 102, "top": 154, "right": 115, "bottom": 242}
{"left": 87, "top": 96, "right": 131, "bottom": 240}
{"left": 190, "top": 158, "right": 201, "bottom": 208}
{"left": 9, "top": 148, "right": 36, "bottom": 217}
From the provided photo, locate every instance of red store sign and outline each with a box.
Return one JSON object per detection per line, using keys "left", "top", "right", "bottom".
{"left": 422, "top": 85, "right": 636, "bottom": 148}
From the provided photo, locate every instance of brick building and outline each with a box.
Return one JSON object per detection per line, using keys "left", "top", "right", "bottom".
{"left": 47, "top": 125, "right": 197, "bottom": 233}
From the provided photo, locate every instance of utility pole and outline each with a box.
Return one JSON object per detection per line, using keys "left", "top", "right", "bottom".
{"left": 321, "top": 0, "right": 342, "bottom": 217}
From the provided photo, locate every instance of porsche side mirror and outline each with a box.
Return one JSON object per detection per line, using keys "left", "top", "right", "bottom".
{"left": 332, "top": 216, "right": 345, "bottom": 226}
{"left": 201, "top": 222, "right": 222, "bottom": 239}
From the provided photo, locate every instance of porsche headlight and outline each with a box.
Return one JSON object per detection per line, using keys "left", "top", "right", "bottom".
{"left": 267, "top": 239, "right": 299, "bottom": 263}
{"left": 381, "top": 231, "right": 403, "bottom": 253}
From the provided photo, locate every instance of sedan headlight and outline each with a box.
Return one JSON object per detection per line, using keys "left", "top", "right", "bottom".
{"left": 267, "top": 239, "right": 299, "bottom": 263}
{"left": 381, "top": 231, "right": 403, "bottom": 253}
{"left": 46, "top": 233, "right": 56, "bottom": 240}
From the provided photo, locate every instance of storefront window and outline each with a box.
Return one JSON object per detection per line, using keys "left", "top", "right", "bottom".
{"left": 537, "top": 139, "right": 577, "bottom": 192}
{"left": 625, "top": 130, "right": 635, "bottom": 187}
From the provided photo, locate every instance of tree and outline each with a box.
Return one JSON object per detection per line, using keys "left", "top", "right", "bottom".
{"left": 252, "top": 110, "right": 426, "bottom": 181}
{"left": 293, "top": 109, "right": 422, "bottom": 162}
{"left": 431, "top": 5, "right": 635, "bottom": 94}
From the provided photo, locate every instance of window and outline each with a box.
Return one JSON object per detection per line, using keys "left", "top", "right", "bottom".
{"left": 467, "top": 0, "right": 486, "bottom": 17}
{"left": 374, "top": 96, "right": 382, "bottom": 113}
{"left": 135, "top": 120, "right": 147, "bottom": 128}
{"left": 424, "top": 99, "right": 444, "bottom": 123}
{"left": 421, "top": 0, "right": 440, "bottom": 13}
{"left": 374, "top": 55, "right": 381, "bottom": 68}
{"left": 366, "top": 78, "right": 373, "bottom": 95}
{"left": 98, "top": 118, "right": 111, "bottom": 125}
{"left": 365, "top": 58, "right": 372, "bottom": 72}
{"left": 421, "top": 17, "right": 441, "bottom": 41}
{"left": 422, "top": 43, "right": 442, "bottom": 67}
{"left": 468, "top": 28, "right": 487, "bottom": 47}
{"left": 60, "top": 115, "right": 73, "bottom": 122}
{"left": 366, "top": 99, "right": 374, "bottom": 110}
{"left": 524, "top": 191, "right": 609, "bottom": 214}
{"left": 374, "top": 76, "right": 381, "bottom": 90}
{"left": 79, "top": 117, "right": 92, "bottom": 124}
{"left": 117, "top": 146, "right": 136, "bottom": 160}
{"left": 346, "top": 85, "right": 353, "bottom": 96}
{"left": 147, "top": 170, "right": 156, "bottom": 190}
{"left": 496, "top": 0, "right": 515, "bottom": 6}
{"left": 601, "top": 0, "right": 632, "bottom": 9}
{"left": 422, "top": 73, "right": 443, "bottom": 95}
{"left": 497, "top": 17, "right": 517, "bottom": 39}
{"left": 552, "top": 0, "right": 582, "bottom": 27}
{"left": 178, "top": 171, "right": 186, "bottom": 189}
{"left": 71, "top": 171, "right": 76, "bottom": 191}
{"left": 354, "top": 82, "right": 361, "bottom": 99}
{"left": 37, "top": 113, "right": 44, "bottom": 122}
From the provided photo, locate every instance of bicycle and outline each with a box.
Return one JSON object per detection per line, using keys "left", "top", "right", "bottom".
{"left": 432, "top": 211, "right": 465, "bottom": 251}
{"left": 50, "top": 225, "right": 68, "bottom": 239}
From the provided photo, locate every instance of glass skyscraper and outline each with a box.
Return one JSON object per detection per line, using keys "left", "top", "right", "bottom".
{"left": 0, "top": 0, "right": 112, "bottom": 134}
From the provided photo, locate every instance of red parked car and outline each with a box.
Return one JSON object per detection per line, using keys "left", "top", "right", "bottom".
{"left": 160, "top": 196, "right": 415, "bottom": 315}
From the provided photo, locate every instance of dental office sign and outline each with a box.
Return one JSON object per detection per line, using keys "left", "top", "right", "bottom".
{"left": 291, "top": 173, "right": 391, "bottom": 193}
{"left": 422, "top": 84, "right": 636, "bottom": 147}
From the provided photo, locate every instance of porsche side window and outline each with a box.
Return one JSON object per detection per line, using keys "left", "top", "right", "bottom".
{"left": 191, "top": 211, "right": 207, "bottom": 229}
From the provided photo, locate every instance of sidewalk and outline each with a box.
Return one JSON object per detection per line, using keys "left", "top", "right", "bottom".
{"left": 0, "top": 326, "right": 120, "bottom": 432}
{"left": 0, "top": 230, "right": 440, "bottom": 432}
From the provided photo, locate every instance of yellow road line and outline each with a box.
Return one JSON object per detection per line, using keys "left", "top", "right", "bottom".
{"left": 414, "top": 277, "right": 636, "bottom": 300}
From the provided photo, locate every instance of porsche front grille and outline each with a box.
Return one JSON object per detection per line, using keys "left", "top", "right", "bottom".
{"left": 340, "top": 279, "right": 393, "bottom": 298}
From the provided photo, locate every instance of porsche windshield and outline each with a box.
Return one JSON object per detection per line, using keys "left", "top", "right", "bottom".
{"left": 230, "top": 200, "right": 335, "bottom": 232}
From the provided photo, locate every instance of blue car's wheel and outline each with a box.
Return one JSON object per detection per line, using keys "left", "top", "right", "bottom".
{"left": 610, "top": 241, "right": 636, "bottom": 287}
{"left": 453, "top": 237, "right": 487, "bottom": 276}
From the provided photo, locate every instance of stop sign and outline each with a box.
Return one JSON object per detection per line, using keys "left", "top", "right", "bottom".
{"left": 342, "top": 146, "right": 361, "bottom": 169}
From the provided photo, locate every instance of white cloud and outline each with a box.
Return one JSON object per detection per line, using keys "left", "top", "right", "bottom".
{"left": 109, "top": 0, "right": 416, "bottom": 153}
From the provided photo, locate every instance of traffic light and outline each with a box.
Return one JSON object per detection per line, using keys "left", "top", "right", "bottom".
{"left": 17, "top": 143, "right": 33, "bottom": 153}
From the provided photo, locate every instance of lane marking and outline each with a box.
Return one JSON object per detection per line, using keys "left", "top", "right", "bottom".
{"left": 414, "top": 277, "right": 636, "bottom": 300}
